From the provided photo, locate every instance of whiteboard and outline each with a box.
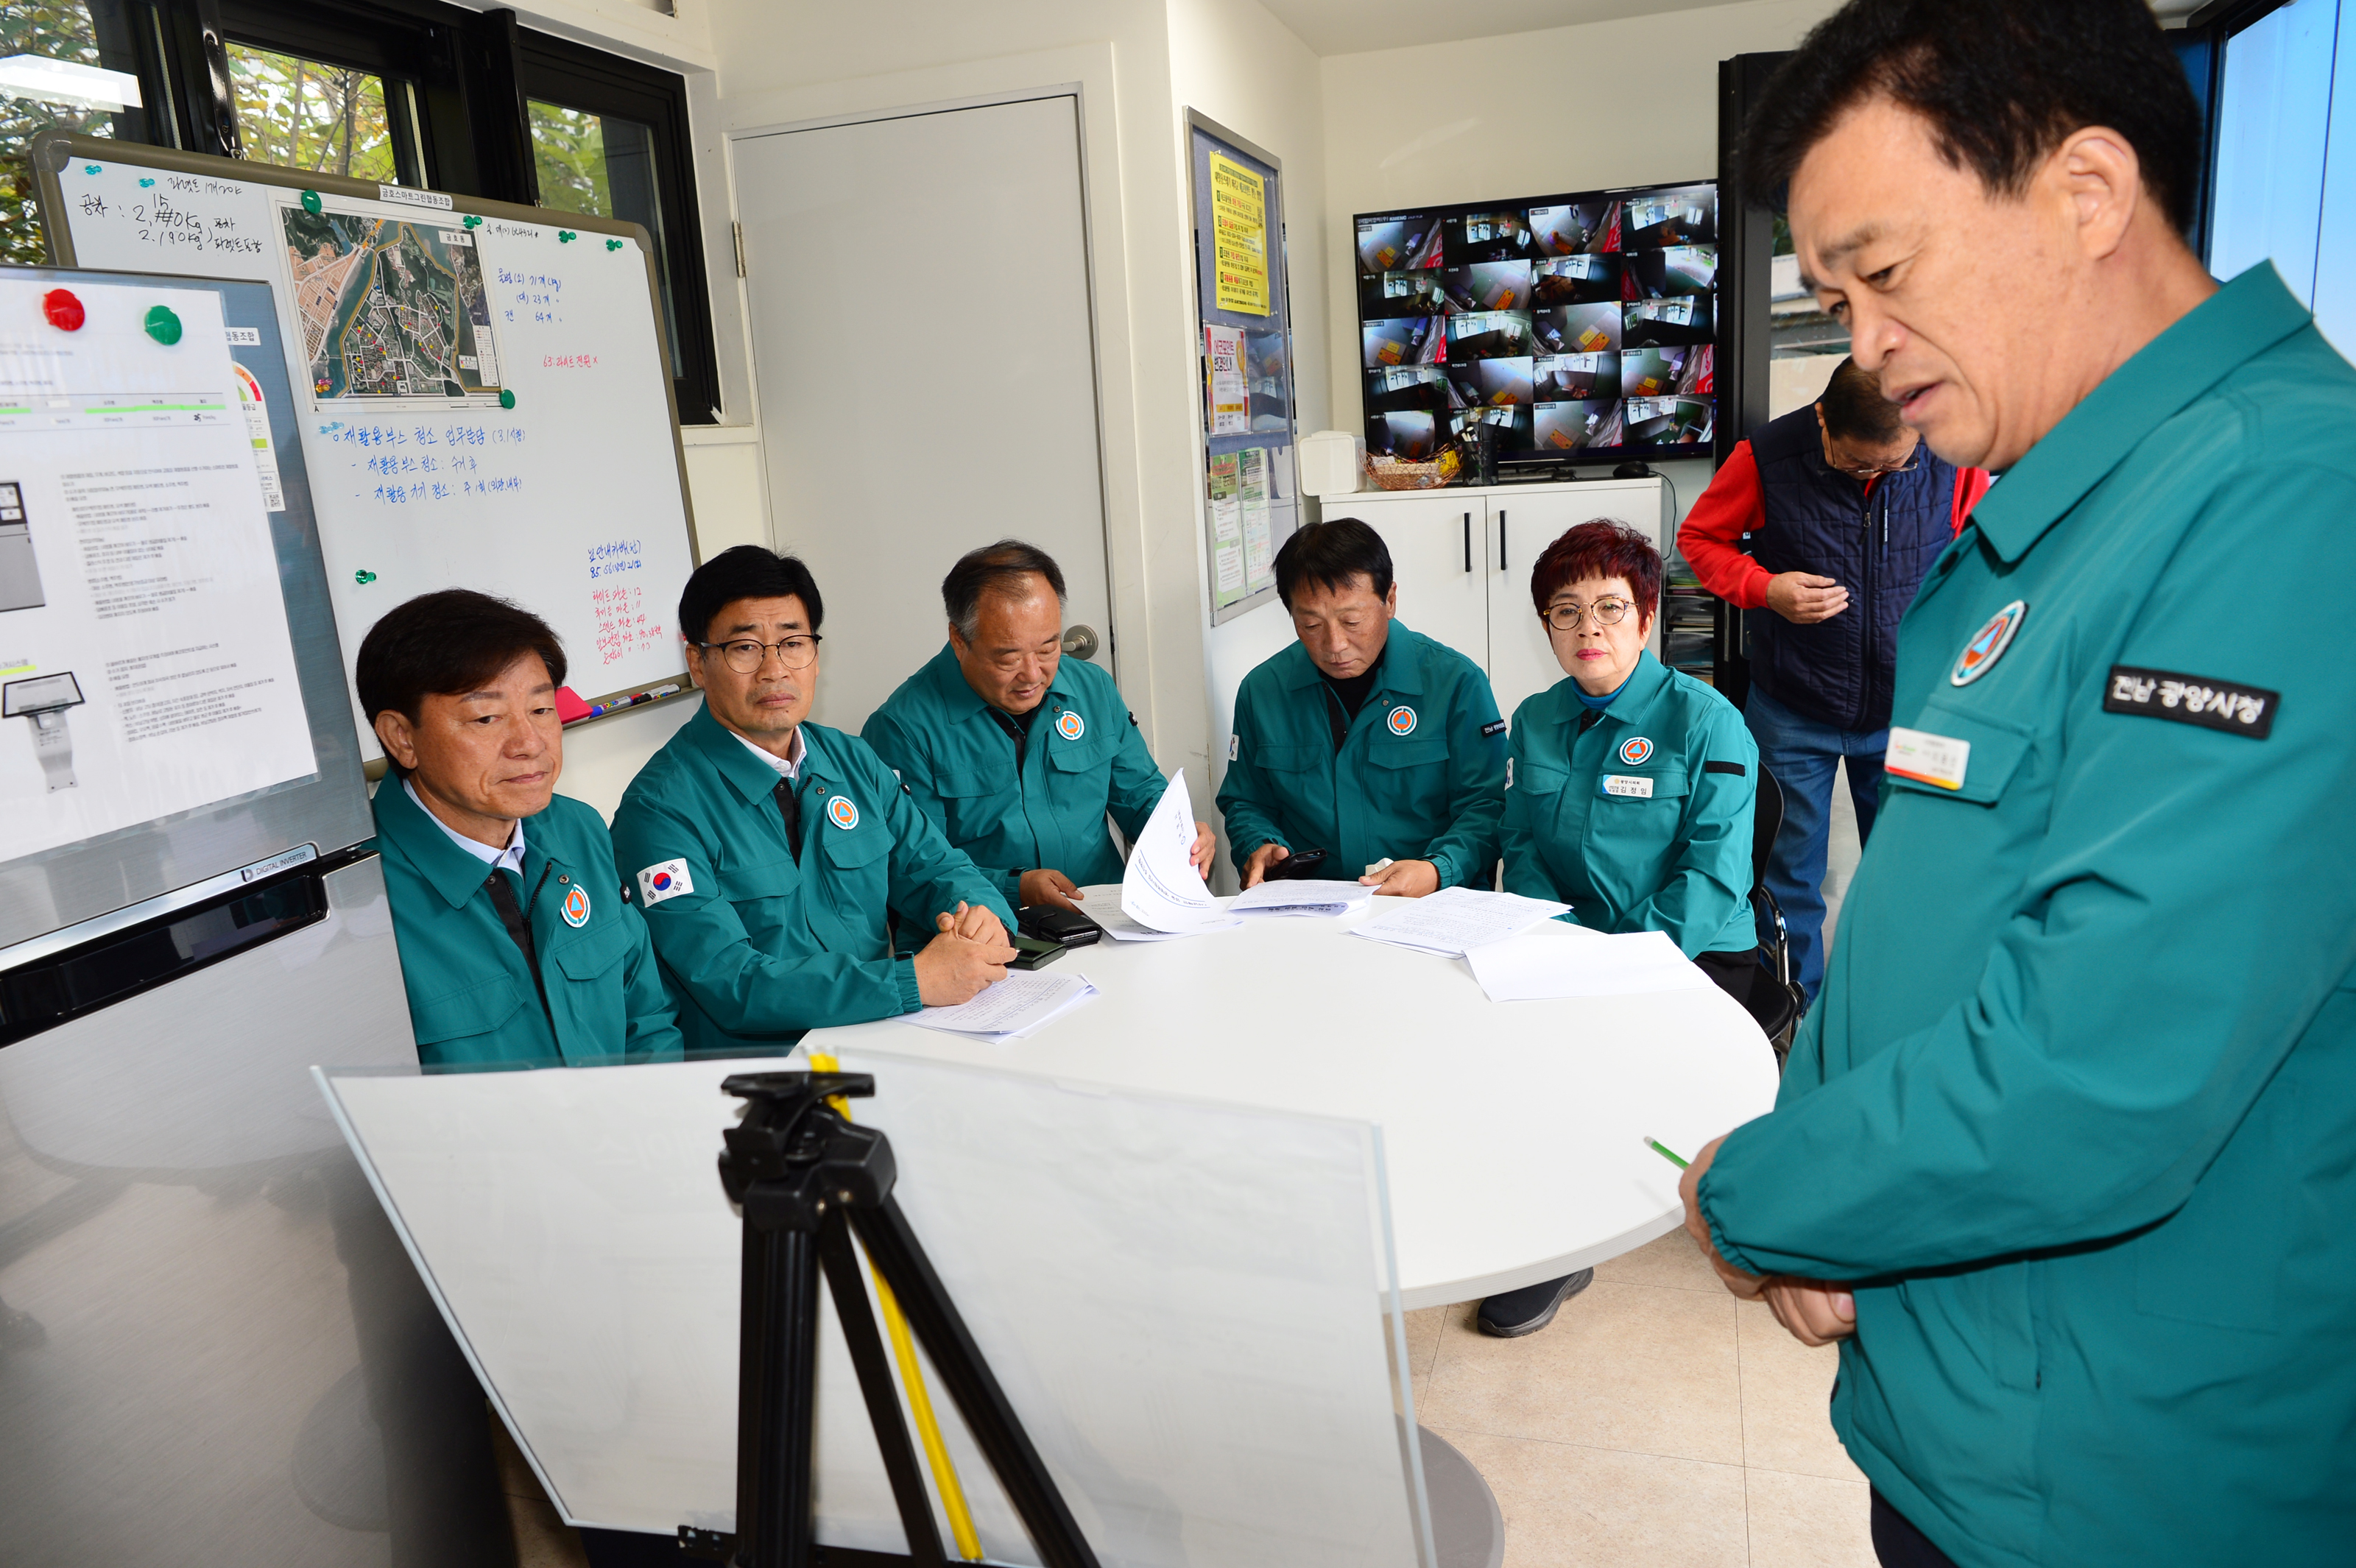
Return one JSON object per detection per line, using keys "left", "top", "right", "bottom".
{"left": 34, "top": 133, "right": 700, "bottom": 750}
{"left": 317, "top": 1053, "right": 1431, "bottom": 1566}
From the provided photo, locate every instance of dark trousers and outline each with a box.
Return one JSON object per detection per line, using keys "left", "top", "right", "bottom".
{"left": 1872, "top": 1489, "right": 1960, "bottom": 1567}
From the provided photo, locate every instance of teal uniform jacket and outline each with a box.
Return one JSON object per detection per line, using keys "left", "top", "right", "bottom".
{"left": 862, "top": 644, "right": 1163, "bottom": 908}
{"left": 1216, "top": 623, "right": 1505, "bottom": 887}
{"left": 1500, "top": 651, "right": 1757, "bottom": 957}
{"left": 608, "top": 703, "right": 1014, "bottom": 1054}
{"left": 1697, "top": 266, "right": 2356, "bottom": 1564}
{"left": 372, "top": 781, "right": 683, "bottom": 1069}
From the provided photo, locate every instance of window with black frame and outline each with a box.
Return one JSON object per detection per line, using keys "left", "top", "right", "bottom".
{"left": 2, "top": 0, "right": 722, "bottom": 423}
{"left": 516, "top": 29, "right": 716, "bottom": 419}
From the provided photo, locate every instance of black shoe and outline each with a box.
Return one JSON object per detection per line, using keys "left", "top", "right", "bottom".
{"left": 1476, "top": 1269, "right": 1593, "bottom": 1337}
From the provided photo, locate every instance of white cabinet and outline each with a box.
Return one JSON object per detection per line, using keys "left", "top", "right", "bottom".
{"left": 1331, "top": 478, "right": 1671, "bottom": 726}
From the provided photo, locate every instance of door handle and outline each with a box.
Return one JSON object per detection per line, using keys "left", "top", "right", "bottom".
{"left": 1498, "top": 510, "right": 1507, "bottom": 572}
{"left": 1059, "top": 624, "right": 1099, "bottom": 660}
{"left": 1463, "top": 512, "right": 1472, "bottom": 573}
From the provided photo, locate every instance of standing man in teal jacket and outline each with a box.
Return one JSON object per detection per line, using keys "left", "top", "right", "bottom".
{"left": 1217, "top": 518, "right": 1506, "bottom": 895}
{"left": 610, "top": 547, "right": 1015, "bottom": 1056}
{"left": 1679, "top": 4, "right": 2356, "bottom": 1564}
{"left": 864, "top": 540, "right": 1212, "bottom": 914}
{"left": 360, "top": 590, "right": 682, "bottom": 1070}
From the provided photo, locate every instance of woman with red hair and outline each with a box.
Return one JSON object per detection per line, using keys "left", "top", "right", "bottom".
{"left": 1502, "top": 520, "right": 1760, "bottom": 967}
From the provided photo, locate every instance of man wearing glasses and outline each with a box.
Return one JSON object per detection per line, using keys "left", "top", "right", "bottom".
{"left": 864, "top": 540, "right": 1212, "bottom": 916}
{"left": 1676, "top": 356, "right": 1991, "bottom": 1002}
{"left": 610, "top": 546, "right": 1016, "bottom": 1055}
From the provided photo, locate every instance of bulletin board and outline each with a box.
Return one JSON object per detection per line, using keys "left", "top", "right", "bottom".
{"left": 1187, "top": 113, "right": 1300, "bottom": 626}
{"left": 31, "top": 131, "right": 702, "bottom": 757}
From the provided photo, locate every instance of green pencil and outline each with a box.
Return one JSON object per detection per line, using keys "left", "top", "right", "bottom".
{"left": 1643, "top": 1136, "right": 1690, "bottom": 1170}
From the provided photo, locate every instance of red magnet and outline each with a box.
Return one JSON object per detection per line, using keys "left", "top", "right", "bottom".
{"left": 41, "top": 289, "right": 85, "bottom": 332}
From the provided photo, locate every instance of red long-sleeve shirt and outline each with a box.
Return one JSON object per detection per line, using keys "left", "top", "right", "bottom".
{"left": 1676, "top": 439, "right": 1994, "bottom": 609}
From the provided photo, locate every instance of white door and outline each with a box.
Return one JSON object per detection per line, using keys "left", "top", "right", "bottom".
{"left": 731, "top": 96, "right": 1110, "bottom": 731}
{"left": 1483, "top": 481, "right": 1669, "bottom": 724}
{"left": 1342, "top": 493, "right": 1489, "bottom": 674}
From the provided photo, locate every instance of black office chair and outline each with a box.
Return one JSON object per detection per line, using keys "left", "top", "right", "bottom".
{"left": 1744, "top": 766, "right": 1810, "bottom": 1067}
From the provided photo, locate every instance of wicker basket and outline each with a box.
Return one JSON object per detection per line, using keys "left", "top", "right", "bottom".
{"left": 1365, "top": 449, "right": 1463, "bottom": 491}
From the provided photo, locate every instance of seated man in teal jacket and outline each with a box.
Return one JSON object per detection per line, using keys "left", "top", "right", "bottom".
{"left": 1217, "top": 518, "right": 1506, "bottom": 896}
{"left": 864, "top": 540, "right": 1212, "bottom": 914}
{"left": 359, "top": 590, "right": 682, "bottom": 1069}
{"left": 610, "top": 546, "right": 1016, "bottom": 1055}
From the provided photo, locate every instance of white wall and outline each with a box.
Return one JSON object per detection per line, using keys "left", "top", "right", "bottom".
{"left": 1319, "top": 0, "right": 1844, "bottom": 557}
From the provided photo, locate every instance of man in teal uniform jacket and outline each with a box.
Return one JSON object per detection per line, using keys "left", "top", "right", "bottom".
{"left": 864, "top": 540, "right": 1212, "bottom": 913}
{"left": 610, "top": 547, "right": 1015, "bottom": 1055}
{"left": 1217, "top": 518, "right": 1506, "bottom": 895}
{"left": 1678, "top": 5, "right": 2356, "bottom": 1563}
{"left": 359, "top": 590, "right": 682, "bottom": 1070}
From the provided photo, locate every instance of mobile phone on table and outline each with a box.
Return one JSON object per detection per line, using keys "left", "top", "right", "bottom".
{"left": 1260, "top": 847, "right": 1330, "bottom": 880}
{"left": 1018, "top": 904, "right": 1103, "bottom": 947}
{"left": 1007, "top": 933, "right": 1068, "bottom": 971}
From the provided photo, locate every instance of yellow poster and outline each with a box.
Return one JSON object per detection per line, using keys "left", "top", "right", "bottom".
{"left": 1210, "top": 152, "right": 1270, "bottom": 317}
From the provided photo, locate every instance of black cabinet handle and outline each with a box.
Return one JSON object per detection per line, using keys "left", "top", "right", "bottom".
{"left": 1463, "top": 512, "right": 1472, "bottom": 573}
{"left": 1498, "top": 509, "right": 1508, "bottom": 572}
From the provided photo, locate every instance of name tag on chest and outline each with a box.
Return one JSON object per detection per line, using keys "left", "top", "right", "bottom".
{"left": 1601, "top": 774, "right": 1654, "bottom": 799}
{"left": 1886, "top": 726, "right": 1970, "bottom": 791}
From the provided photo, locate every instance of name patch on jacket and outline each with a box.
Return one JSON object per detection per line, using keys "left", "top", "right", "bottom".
{"left": 2103, "top": 665, "right": 2277, "bottom": 739}
{"left": 1481, "top": 719, "right": 1507, "bottom": 738}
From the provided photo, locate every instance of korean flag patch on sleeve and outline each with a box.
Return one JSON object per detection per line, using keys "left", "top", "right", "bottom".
{"left": 636, "top": 859, "right": 694, "bottom": 907}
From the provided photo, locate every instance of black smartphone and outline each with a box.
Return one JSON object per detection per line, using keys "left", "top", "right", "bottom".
{"left": 1007, "top": 933, "right": 1068, "bottom": 971}
{"left": 1261, "top": 847, "right": 1330, "bottom": 881}
{"left": 1018, "top": 905, "right": 1103, "bottom": 947}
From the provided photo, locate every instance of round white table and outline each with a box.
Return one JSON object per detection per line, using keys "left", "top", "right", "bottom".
{"left": 809, "top": 891, "right": 1780, "bottom": 1310}
{"left": 810, "top": 891, "right": 1780, "bottom": 1568}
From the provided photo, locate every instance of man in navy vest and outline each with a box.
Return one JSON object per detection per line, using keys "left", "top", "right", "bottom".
{"left": 1679, "top": 359, "right": 1989, "bottom": 1000}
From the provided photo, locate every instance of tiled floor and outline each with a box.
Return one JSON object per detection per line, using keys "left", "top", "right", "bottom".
{"left": 497, "top": 1226, "right": 1872, "bottom": 1567}
{"left": 1412, "top": 1226, "right": 1875, "bottom": 1567}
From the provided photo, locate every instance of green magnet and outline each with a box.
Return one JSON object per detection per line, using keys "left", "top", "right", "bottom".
{"left": 462, "top": 213, "right": 482, "bottom": 229}
{"left": 497, "top": 389, "right": 515, "bottom": 410}
{"left": 557, "top": 230, "right": 576, "bottom": 244}
{"left": 605, "top": 238, "right": 622, "bottom": 251}
{"left": 354, "top": 569, "right": 377, "bottom": 585}
{"left": 142, "top": 305, "right": 183, "bottom": 345}
{"left": 300, "top": 189, "right": 322, "bottom": 215}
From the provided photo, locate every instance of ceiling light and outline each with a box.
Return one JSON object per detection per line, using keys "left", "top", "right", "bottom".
{"left": 0, "top": 54, "right": 143, "bottom": 113}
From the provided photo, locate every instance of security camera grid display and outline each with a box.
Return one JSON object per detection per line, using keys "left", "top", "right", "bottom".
{"left": 1355, "top": 180, "right": 1716, "bottom": 471}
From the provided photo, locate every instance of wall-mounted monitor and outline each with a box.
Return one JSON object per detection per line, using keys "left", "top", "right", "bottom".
{"left": 1354, "top": 180, "right": 1717, "bottom": 476}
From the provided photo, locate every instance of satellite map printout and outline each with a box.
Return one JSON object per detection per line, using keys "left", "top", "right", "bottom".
{"left": 282, "top": 207, "right": 502, "bottom": 402}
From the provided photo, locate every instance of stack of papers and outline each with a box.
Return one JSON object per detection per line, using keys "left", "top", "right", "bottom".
{"left": 1084, "top": 894, "right": 1241, "bottom": 942}
{"left": 1351, "top": 886, "right": 1571, "bottom": 956}
{"left": 909, "top": 970, "right": 1098, "bottom": 1042}
{"left": 1464, "top": 929, "right": 1716, "bottom": 1002}
{"left": 1118, "top": 770, "right": 1232, "bottom": 935}
{"left": 1230, "top": 879, "right": 1375, "bottom": 918}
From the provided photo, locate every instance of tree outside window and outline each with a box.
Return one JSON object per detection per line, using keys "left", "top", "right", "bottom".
{"left": 226, "top": 42, "right": 397, "bottom": 185}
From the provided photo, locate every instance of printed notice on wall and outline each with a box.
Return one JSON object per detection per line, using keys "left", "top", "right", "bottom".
{"left": 0, "top": 279, "right": 314, "bottom": 864}
{"left": 1205, "top": 324, "right": 1248, "bottom": 436}
{"left": 1210, "top": 153, "right": 1270, "bottom": 316}
{"left": 1207, "top": 451, "right": 1244, "bottom": 607}
{"left": 1239, "top": 447, "right": 1274, "bottom": 594}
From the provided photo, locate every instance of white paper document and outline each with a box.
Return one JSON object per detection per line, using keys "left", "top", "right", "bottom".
{"left": 1079, "top": 886, "right": 1240, "bottom": 942}
{"left": 1120, "top": 771, "right": 1229, "bottom": 932}
{"left": 0, "top": 279, "right": 317, "bottom": 863}
{"left": 1230, "top": 878, "right": 1375, "bottom": 918}
{"left": 1352, "top": 886, "right": 1572, "bottom": 957}
{"left": 1466, "top": 928, "right": 1717, "bottom": 1002}
{"left": 911, "top": 970, "right": 1098, "bottom": 1042}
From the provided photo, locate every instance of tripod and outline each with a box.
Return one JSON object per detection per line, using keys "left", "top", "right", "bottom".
{"left": 683, "top": 1070, "right": 1100, "bottom": 1568}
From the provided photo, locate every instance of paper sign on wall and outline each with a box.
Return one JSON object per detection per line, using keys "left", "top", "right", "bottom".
{"left": 1205, "top": 325, "right": 1248, "bottom": 436}
{"left": 1210, "top": 153, "right": 1270, "bottom": 316}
